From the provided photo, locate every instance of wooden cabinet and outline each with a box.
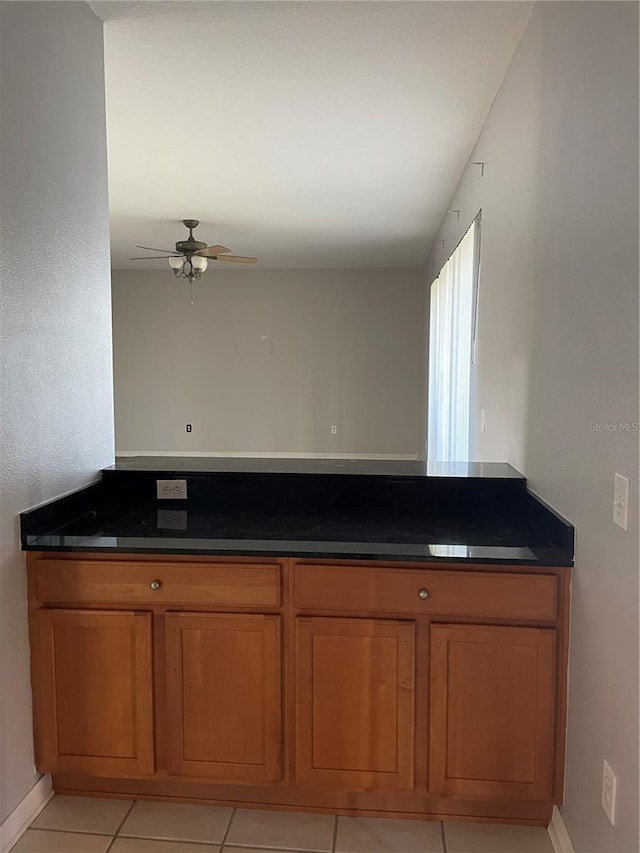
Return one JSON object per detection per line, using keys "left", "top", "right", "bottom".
{"left": 26, "top": 552, "right": 570, "bottom": 825}
{"left": 35, "top": 559, "right": 281, "bottom": 608}
{"left": 429, "top": 624, "right": 556, "bottom": 802}
{"left": 33, "top": 608, "right": 154, "bottom": 778}
{"left": 295, "top": 617, "right": 415, "bottom": 790}
{"left": 165, "top": 612, "right": 282, "bottom": 782}
{"left": 28, "top": 557, "right": 285, "bottom": 786}
{"left": 294, "top": 564, "right": 558, "bottom": 621}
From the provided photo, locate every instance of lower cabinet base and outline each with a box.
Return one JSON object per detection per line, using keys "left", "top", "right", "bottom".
{"left": 51, "top": 775, "right": 553, "bottom": 826}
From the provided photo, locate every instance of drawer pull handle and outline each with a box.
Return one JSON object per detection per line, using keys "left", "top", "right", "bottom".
{"left": 149, "top": 580, "right": 162, "bottom": 591}
{"left": 418, "top": 588, "right": 430, "bottom": 600}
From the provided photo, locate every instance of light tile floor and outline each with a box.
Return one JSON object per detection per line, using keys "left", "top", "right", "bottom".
{"left": 14, "top": 795, "right": 555, "bottom": 853}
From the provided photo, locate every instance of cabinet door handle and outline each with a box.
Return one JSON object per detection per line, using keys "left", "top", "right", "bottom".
{"left": 418, "top": 588, "right": 430, "bottom": 600}
{"left": 149, "top": 580, "right": 162, "bottom": 591}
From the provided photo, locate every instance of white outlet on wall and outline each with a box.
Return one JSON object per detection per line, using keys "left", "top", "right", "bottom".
{"left": 156, "top": 479, "right": 188, "bottom": 500}
{"left": 613, "top": 473, "right": 630, "bottom": 530}
{"left": 602, "top": 759, "right": 617, "bottom": 825}
{"left": 331, "top": 425, "right": 338, "bottom": 435}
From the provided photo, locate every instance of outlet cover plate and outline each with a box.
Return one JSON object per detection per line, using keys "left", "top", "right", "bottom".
{"left": 156, "top": 479, "right": 188, "bottom": 500}
{"left": 613, "top": 473, "right": 629, "bottom": 531}
{"left": 602, "top": 759, "right": 617, "bottom": 825}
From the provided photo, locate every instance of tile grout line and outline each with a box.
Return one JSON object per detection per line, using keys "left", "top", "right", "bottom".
{"left": 218, "top": 805, "right": 236, "bottom": 851}
{"left": 105, "top": 799, "right": 137, "bottom": 852}
{"left": 330, "top": 813, "right": 338, "bottom": 853}
{"left": 26, "top": 807, "right": 546, "bottom": 853}
{"left": 113, "top": 799, "right": 137, "bottom": 837}
{"left": 117, "top": 834, "right": 227, "bottom": 847}
{"left": 29, "top": 826, "right": 114, "bottom": 838}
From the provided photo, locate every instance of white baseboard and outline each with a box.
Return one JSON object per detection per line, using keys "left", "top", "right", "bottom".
{"left": 0, "top": 775, "right": 53, "bottom": 853}
{"left": 115, "top": 450, "right": 420, "bottom": 460}
{"left": 548, "top": 806, "right": 575, "bottom": 853}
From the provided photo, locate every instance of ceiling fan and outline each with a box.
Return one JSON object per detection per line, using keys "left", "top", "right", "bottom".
{"left": 130, "top": 219, "right": 258, "bottom": 283}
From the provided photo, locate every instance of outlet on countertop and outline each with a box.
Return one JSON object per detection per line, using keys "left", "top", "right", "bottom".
{"left": 156, "top": 479, "right": 188, "bottom": 500}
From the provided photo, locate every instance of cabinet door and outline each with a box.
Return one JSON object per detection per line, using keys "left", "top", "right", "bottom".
{"left": 295, "top": 617, "right": 415, "bottom": 790}
{"left": 429, "top": 624, "right": 556, "bottom": 802}
{"left": 165, "top": 612, "right": 281, "bottom": 782}
{"left": 34, "top": 608, "right": 154, "bottom": 777}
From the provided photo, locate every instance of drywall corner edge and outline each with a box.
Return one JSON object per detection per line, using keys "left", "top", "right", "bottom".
{"left": 0, "top": 775, "right": 53, "bottom": 853}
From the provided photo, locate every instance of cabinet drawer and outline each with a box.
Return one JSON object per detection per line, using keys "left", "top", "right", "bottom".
{"left": 35, "top": 560, "right": 281, "bottom": 608}
{"left": 294, "top": 564, "right": 557, "bottom": 621}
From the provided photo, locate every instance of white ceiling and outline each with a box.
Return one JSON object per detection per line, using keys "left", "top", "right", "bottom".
{"left": 92, "top": 1, "right": 532, "bottom": 270}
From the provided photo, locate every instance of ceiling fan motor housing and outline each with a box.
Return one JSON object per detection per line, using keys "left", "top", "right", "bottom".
{"left": 175, "top": 238, "right": 207, "bottom": 254}
{"left": 130, "top": 219, "right": 256, "bottom": 266}
{"left": 176, "top": 218, "right": 206, "bottom": 255}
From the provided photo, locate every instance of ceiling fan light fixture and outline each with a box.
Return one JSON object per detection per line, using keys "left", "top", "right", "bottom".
{"left": 168, "top": 252, "right": 207, "bottom": 283}
{"left": 133, "top": 221, "right": 257, "bottom": 290}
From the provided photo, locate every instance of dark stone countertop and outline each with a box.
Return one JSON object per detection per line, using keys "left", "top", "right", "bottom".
{"left": 21, "top": 459, "right": 573, "bottom": 567}
{"left": 105, "top": 457, "right": 525, "bottom": 479}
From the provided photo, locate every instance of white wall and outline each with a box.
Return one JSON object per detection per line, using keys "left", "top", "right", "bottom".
{"left": 427, "top": 3, "right": 638, "bottom": 851}
{"left": 423, "top": 2, "right": 541, "bottom": 466}
{"left": 0, "top": 1, "right": 113, "bottom": 825}
{"left": 112, "top": 268, "right": 423, "bottom": 457}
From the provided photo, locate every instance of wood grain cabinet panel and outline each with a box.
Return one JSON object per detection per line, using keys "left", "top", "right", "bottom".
{"left": 34, "top": 608, "right": 154, "bottom": 778}
{"left": 295, "top": 617, "right": 415, "bottom": 791}
{"left": 429, "top": 623, "right": 556, "bottom": 802}
{"left": 165, "top": 612, "right": 282, "bottom": 782}
{"left": 294, "top": 564, "right": 557, "bottom": 621}
{"left": 26, "top": 553, "right": 569, "bottom": 822}
{"left": 35, "top": 560, "right": 280, "bottom": 608}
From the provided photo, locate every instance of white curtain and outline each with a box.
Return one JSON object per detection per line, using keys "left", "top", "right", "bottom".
{"left": 427, "top": 221, "right": 477, "bottom": 462}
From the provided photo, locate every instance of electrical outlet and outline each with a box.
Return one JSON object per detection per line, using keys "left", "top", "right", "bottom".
{"left": 613, "top": 473, "right": 629, "bottom": 530}
{"left": 331, "top": 425, "right": 338, "bottom": 435}
{"left": 602, "top": 759, "right": 617, "bottom": 824}
{"left": 156, "top": 479, "right": 188, "bottom": 500}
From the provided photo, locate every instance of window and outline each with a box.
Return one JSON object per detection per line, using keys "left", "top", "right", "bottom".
{"left": 427, "top": 216, "right": 480, "bottom": 462}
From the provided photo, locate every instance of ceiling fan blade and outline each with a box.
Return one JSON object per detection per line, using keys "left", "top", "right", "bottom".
{"left": 213, "top": 254, "right": 258, "bottom": 264}
{"left": 136, "top": 245, "right": 179, "bottom": 255}
{"left": 129, "top": 256, "right": 175, "bottom": 260}
{"left": 196, "top": 245, "right": 231, "bottom": 257}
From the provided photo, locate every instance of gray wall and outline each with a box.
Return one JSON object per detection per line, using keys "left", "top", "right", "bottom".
{"left": 427, "top": 3, "right": 639, "bottom": 850}
{"left": 0, "top": 1, "right": 113, "bottom": 824}
{"left": 112, "top": 268, "right": 424, "bottom": 457}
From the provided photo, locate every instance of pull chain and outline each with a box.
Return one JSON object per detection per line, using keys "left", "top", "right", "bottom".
{"left": 190, "top": 280, "right": 194, "bottom": 305}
